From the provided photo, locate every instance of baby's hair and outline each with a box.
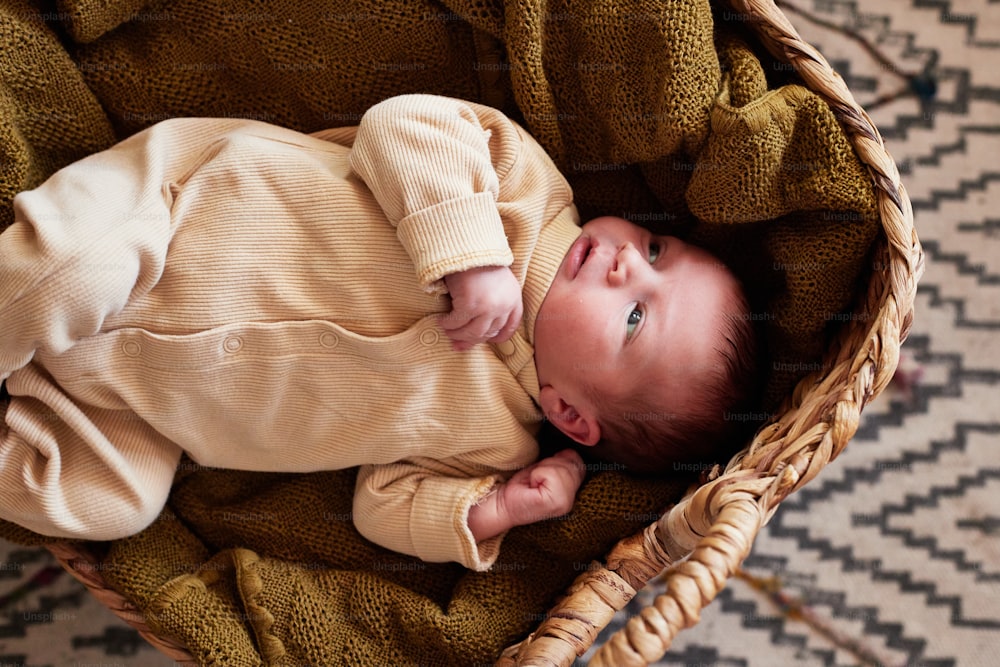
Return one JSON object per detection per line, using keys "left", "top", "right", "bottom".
{"left": 585, "top": 281, "right": 762, "bottom": 476}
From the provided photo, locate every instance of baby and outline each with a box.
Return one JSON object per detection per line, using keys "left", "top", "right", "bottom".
{"left": 0, "top": 94, "right": 757, "bottom": 570}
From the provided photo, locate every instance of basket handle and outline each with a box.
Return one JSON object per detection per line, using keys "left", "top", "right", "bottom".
{"left": 497, "top": 469, "right": 777, "bottom": 667}
{"left": 495, "top": 522, "right": 677, "bottom": 667}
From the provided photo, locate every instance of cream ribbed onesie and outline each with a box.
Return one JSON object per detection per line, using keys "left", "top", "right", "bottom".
{"left": 0, "top": 94, "right": 581, "bottom": 570}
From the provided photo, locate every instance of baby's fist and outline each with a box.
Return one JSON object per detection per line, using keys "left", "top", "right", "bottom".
{"left": 467, "top": 450, "right": 586, "bottom": 542}
{"left": 498, "top": 449, "right": 586, "bottom": 527}
{"left": 441, "top": 266, "right": 523, "bottom": 351}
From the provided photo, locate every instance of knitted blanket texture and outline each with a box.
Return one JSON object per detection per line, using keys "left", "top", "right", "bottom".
{"left": 0, "top": 0, "right": 877, "bottom": 663}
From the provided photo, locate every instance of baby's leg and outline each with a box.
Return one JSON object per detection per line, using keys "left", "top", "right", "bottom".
{"left": 0, "top": 364, "right": 182, "bottom": 540}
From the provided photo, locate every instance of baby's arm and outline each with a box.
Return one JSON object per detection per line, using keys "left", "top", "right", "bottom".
{"left": 353, "top": 449, "right": 585, "bottom": 570}
{"left": 353, "top": 458, "right": 508, "bottom": 571}
{"left": 350, "top": 94, "right": 528, "bottom": 349}
{"left": 467, "top": 449, "right": 586, "bottom": 541}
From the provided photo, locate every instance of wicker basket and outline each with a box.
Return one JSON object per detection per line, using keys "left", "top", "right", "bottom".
{"left": 46, "top": 0, "right": 922, "bottom": 664}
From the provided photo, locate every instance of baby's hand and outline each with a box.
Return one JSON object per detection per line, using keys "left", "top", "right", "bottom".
{"left": 468, "top": 450, "right": 586, "bottom": 542}
{"left": 498, "top": 449, "right": 586, "bottom": 526}
{"left": 441, "top": 266, "right": 523, "bottom": 351}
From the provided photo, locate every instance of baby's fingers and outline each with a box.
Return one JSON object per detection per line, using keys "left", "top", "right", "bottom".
{"left": 438, "top": 308, "right": 475, "bottom": 333}
{"left": 489, "top": 301, "right": 523, "bottom": 344}
{"left": 440, "top": 312, "right": 505, "bottom": 350}
{"left": 547, "top": 449, "right": 586, "bottom": 481}
{"left": 529, "top": 451, "right": 586, "bottom": 493}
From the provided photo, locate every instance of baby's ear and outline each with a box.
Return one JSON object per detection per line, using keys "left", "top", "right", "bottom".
{"left": 538, "top": 386, "right": 601, "bottom": 446}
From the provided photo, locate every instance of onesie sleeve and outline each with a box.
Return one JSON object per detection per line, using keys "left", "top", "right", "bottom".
{"left": 353, "top": 459, "right": 507, "bottom": 571}
{"left": 349, "top": 94, "right": 524, "bottom": 291}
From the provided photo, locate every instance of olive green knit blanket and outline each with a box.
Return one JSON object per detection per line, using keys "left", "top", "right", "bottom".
{"left": 0, "top": 0, "right": 877, "bottom": 664}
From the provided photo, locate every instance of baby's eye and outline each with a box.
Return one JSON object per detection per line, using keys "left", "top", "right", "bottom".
{"left": 626, "top": 306, "right": 643, "bottom": 339}
{"left": 648, "top": 242, "right": 661, "bottom": 264}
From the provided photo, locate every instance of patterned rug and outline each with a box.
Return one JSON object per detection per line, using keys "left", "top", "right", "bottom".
{"left": 2, "top": 0, "right": 998, "bottom": 665}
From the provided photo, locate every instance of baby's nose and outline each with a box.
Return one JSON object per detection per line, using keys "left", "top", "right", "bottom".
{"left": 608, "top": 243, "right": 638, "bottom": 285}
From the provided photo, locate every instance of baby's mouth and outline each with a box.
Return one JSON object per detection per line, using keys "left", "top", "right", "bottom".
{"left": 567, "top": 235, "right": 592, "bottom": 280}
{"left": 578, "top": 238, "right": 595, "bottom": 277}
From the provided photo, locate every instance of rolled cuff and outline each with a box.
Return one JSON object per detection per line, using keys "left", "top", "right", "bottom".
{"left": 395, "top": 192, "right": 514, "bottom": 291}
{"left": 409, "top": 473, "right": 504, "bottom": 571}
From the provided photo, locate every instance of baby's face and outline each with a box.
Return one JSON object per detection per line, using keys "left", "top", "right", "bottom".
{"left": 534, "top": 216, "right": 741, "bottom": 442}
